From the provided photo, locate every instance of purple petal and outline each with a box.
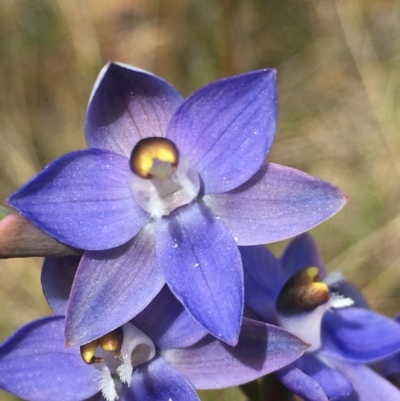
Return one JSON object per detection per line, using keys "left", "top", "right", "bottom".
{"left": 8, "top": 149, "right": 149, "bottom": 250}
{"left": 321, "top": 307, "right": 400, "bottom": 363}
{"left": 280, "top": 233, "right": 326, "bottom": 279}
{"left": 276, "top": 365, "right": 329, "bottom": 401}
{"left": 156, "top": 202, "right": 243, "bottom": 346}
{"left": 132, "top": 286, "right": 208, "bottom": 350}
{"left": 328, "top": 280, "right": 370, "bottom": 309}
{"left": 41, "top": 256, "right": 80, "bottom": 315}
{"left": 0, "top": 317, "right": 100, "bottom": 401}
{"left": 86, "top": 62, "right": 183, "bottom": 157}
{"left": 204, "top": 163, "right": 347, "bottom": 245}
{"left": 122, "top": 357, "right": 200, "bottom": 401}
{"left": 240, "top": 245, "right": 282, "bottom": 323}
{"left": 294, "top": 354, "right": 352, "bottom": 400}
{"left": 162, "top": 318, "right": 308, "bottom": 389}
{"left": 167, "top": 70, "right": 277, "bottom": 193}
{"left": 0, "top": 214, "right": 79, "bottom": 258}
{"left": 331, "top": 359, "right": 400, "bottom": 401}
{"left": 66, "top": 223, "right": 165, "bottom": 346}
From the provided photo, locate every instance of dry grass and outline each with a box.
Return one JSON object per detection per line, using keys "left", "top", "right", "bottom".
{"left": 0, "top": 0, "right": 400, "bottom": 400}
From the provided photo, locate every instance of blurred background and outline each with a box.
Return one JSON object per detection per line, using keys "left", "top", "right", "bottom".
{"left": 0, "top": 0, "right": 399, "bottom": 400}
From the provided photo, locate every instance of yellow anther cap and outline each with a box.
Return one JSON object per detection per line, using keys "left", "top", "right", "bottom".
{"left": 80, "top": 329, "right": 123, "bottom": 364}
{"left": 99, "top": 329, "right": 122, "bottom": 358}
{"left": 80, "top": 340, "right": 104, "bottom": 365}
{"left": 130, "top": 137, "right": 179, "bottom": 179}
{"left": 276, "top": 267, "right": 330, "bottom": 315}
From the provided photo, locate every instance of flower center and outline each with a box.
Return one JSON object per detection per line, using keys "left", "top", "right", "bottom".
{"left": 276, "top": 267, "right": 353, "bottom": 352}
{"left": 80, "top": 323, "right": 156, "bottom": 401}
{"left": 130, "top": 137, "right": 200, "bottom": 218}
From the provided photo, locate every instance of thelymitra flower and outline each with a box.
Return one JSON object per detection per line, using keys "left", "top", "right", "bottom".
{"left": 8, "top": 62, "right": 347, "bottom": 346}
{"left": 0, "top": 256, "right": 308, "bottom": 401}
{"left": 241, "top": 233, "right": 400, "bottom": 400}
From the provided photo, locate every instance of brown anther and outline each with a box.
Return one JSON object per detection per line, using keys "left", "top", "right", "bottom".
{"left": 276, "top": 267, "right": 330, "bottom": 315}
{"left": 130, "top": 137, "right": 179, "bottom": 179}
{"left": 80, "top": 339, "right": 100, "bottom": 365}
{"left": 90, "top": 356, "right": 106, "bottom": 364}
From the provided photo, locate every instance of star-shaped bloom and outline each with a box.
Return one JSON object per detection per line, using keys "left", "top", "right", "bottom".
{"left": 241, "top": 233, "right": 400, "bottom": 400}
{"left": 8, "top": 62, "right": 347, "bottom": 346}
{"left": 0, "top": 257, "right": 308, "bottom": 401}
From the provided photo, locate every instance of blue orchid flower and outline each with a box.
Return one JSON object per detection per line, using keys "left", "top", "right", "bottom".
{"left": 241, "top": 233, "right": 400, "bottom": 400}
{"left": 0, "top": 257, "right": 308, "bottom": 401}
{"left": 7, "top": 62, "right": 347, "bottom": 346}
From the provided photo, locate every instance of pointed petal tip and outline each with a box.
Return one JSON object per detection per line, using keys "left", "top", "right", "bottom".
{"left": 260, "top": 67, "right": 277, "bottom": 79}
{"left": 205, "top": 163, "right": 348, "bottom": 246}
{"left": 95, "top": 61, "right": 159, "bottom": 87}
{"left": 157, "top": 203, "right": 244, "bottom": 347}
{"left": 332, "top": 188, "right": 349, "bottom": 214}
{"left": 181, "top": 298, "right": 242, "bottom": 347}
{"left": 64, "top": 321, "right": 77, "bottom": 348}
{"left": 215, "top": 329, "right": 240, "bottom": 347}
{"left": 64, "top": 323, "right": 92, "bottom": 348}
{"left": 234, "top": 67, "right": 277, "bottom": 81}
{"left": 168, "top": 68, "right": 278, "bottom": 194}
{"left": 343, "top": 191, "right": 351, "bottom": 203}
{"left": 65, "top": 333, "right": 79, "bottom": 349}
{"left": 163, "top": 319, "right": 308, "bottom": 390}
{"left": 333, "top": 186, "right": 350, "bottom": 205}
{"left": 173, "top": 295, "right": 243, "bottom": 347}
{"left": 87, "top": 62, "right": 112, "bottom": 105}
{"left": 86, "top": 61, "right": 183, "bottom": 156}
